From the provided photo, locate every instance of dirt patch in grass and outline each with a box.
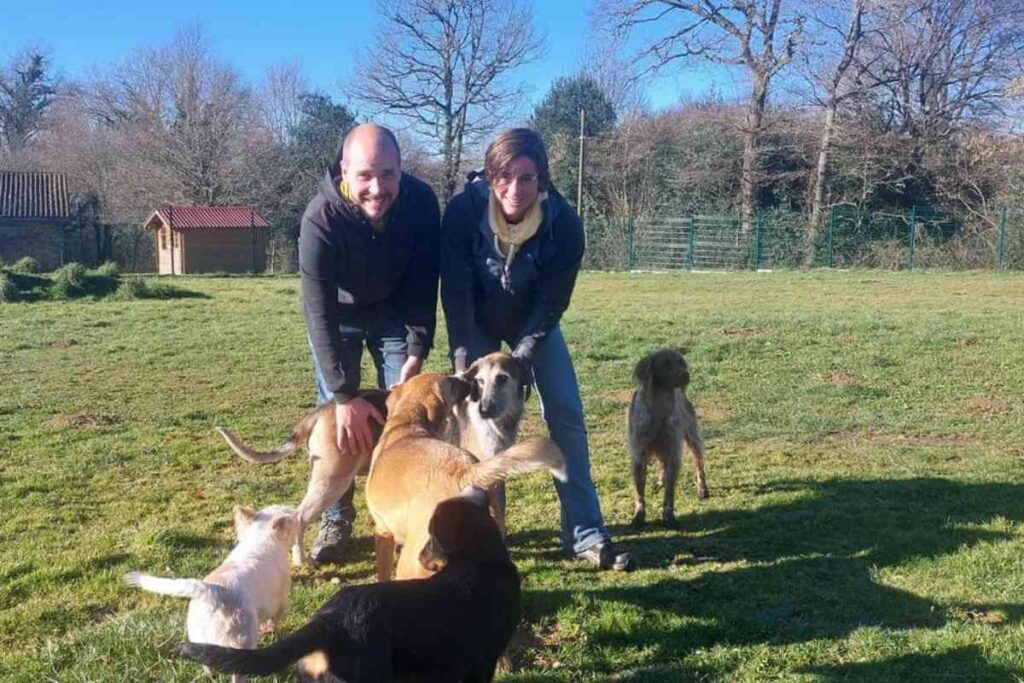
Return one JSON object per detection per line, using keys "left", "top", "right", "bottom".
{"left": 525, "top": 620, "right": 573, "bottom": 671}
{"left": 603, "top": 388, "right": 635, "bottom": 405}
{"left": 950, "top": 607, "right": 1009, "bottom": 624}
{"left": 964, "top": 396, "right": 1013, "bottom": 416}
{"left": 955, "top": 337, "right": 982, "bottom": 348}
{"left": 498, "top": 625, "right": 548, "bottom": 673}
{"left": 42, "top": 414, "right": 120, "bottom": 429}
{"left": 51, "top": 339, "right": 78, "bottom": 349}
{"left": 720, "top": 326, "right": 774, "bottom": 338}
{"left": 700, "top": 405, "right": 734, "bottom": 422}
{"left": 825, "top": 428, "right": 976, "bottom": 447}
{"left": 820, "top": 371, "right": 861, "bottom": 386}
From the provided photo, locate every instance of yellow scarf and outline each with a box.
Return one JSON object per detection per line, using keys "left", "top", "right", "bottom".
{"left": 488, "top": 191, "right": 548, "bottom": 263}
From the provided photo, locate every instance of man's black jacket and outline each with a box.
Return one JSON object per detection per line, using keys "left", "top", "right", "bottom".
{"left": 300, "top": 156, "right": 440, "bottom": 401}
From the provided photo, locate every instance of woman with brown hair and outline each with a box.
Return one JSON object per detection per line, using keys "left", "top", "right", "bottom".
{"left": 441, "top": 128, "right": 631, "bottom": 571}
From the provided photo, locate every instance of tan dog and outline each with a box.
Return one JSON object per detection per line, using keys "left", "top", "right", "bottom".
{"left": 456, "top": 352, "right": 533, "bottom": 535}
{"left": 125, "top": 505, "right": 299, "bottom": 683}
{"left": 628, "top": 348, "right": 708, "bottom": 529}
{"left": 366, "top": 372, "right": 566, "bottom": 581}
{"left": 215, "top": 389, "right": 389, "bottom": 566}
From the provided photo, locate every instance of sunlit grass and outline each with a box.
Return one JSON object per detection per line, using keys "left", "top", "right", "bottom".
{"left": 2, "top": 270, "right": 1023, "bottom": 681}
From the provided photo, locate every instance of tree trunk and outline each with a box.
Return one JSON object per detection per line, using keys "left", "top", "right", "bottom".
{"left": 740, "top": 80, "right": 767, "bottom": 236}
{"left": 805, "top": 101, "right": 837, "bottom": 267}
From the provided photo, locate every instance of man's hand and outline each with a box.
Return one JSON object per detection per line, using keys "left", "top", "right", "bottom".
{"left": 393, "top": 355, "right": 424, "bottom": 387}
{"left": 334, "top": 396, "right": 385, "bottom": 456}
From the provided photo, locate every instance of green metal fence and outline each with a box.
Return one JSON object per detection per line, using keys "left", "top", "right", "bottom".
{"left": 582, "top": 205, "right": 1023, "bottom": 272}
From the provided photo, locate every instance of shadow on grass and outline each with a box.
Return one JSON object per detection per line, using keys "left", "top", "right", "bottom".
{"left": 800, "top": 645, "right": 1021, "bottom": 682}
{"left": 136, "top": 283, "right": 211, "bottom": 300}
{"left": 513, "top": 478, "right": 1024, "bottom": 679}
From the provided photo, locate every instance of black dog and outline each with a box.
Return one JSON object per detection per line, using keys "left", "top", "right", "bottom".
{"left": 177, "top": 487, "right": 520, "bottom": 682}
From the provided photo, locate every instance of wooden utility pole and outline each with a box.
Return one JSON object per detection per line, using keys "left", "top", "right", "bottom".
{"left": 576, "top": 108, "right": 586, "bottom": 216}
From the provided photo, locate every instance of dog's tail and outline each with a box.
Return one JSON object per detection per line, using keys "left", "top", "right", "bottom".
{"left": 215, "top": 407, "right": 325, "bottom": 465}
{"left": 460, "top": 438, "right": 567, "bottom": 490}
{"left": 177, "top": 620, "right": 327, "bottom": 677}
{"left": 124, "top": 571, "right": 233, "bottom": 605}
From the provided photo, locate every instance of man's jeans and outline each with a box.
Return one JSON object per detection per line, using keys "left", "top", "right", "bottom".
{"left": 467, "top": 325, "right": 609, "bottom": 554}
{"left": 311, "top": 324, "right": 407, "bottom": 526}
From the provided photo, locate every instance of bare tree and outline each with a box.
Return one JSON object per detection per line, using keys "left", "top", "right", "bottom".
{"left": 580, "top": 42, "right": 651, "bottom": 116}
{"left": 865, "top": 0, "right": 1024, "bottom": 140}
{"left": 602, "top": 0, "right": 806, "bottom": 232}
{"left": 800, "top": 0, "right": 877, "bottom": 264}
{"left": 257, "top": 61, "right": 308, "bottom": 145}
{"left": 353, "top": 0, "right": 544, "bottom": 202}
{"left": 83, "top": 24, "right": 256, "bottom": 205}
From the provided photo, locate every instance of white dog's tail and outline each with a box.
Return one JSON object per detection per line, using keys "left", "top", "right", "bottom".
{"left": 459, "top": 438, "right": 567, "bottom": 490}
{"left": 124, "top": 571, "right": 232, "bottom": 605}
{"left": 215, "top": 406, "right": 326, "bottom": 465}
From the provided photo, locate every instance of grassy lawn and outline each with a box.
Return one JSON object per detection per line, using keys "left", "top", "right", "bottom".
{"left": 2, "top": 270, "right": 1024, "bottom": 682}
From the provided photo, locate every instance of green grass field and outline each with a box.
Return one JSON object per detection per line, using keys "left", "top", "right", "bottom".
{"left": 2, "top": 270, "right": 1024, "bottom": 682}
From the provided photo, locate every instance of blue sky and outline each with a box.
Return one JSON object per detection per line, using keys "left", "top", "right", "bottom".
{"left": 2, "top": 0, "right": 740, "bottom": 112}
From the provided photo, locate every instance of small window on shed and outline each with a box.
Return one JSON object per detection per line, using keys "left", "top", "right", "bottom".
{"left": 160, "top": 229, "right": 167, "bottom": 250}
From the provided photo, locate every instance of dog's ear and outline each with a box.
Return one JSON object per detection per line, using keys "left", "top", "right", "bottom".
{"left": 634, "top": 354, "right": 653, "bottom": 388}
{"left": 441, "top": 375, "right": 474, "bottom": 405}
{"left": 385, "top": 384, "right": 402, "bottom": 414}
{"left": 461, "top": 360, "right": 483, "bottom": 402}
{"left": 272, "top": 513, "right": 298, "bottom": 542}
{"left": 233, "top": 506, "right": 256, "bottom": 535}
{"left": 670, "top": 348, "right": 690, "bottom": 389}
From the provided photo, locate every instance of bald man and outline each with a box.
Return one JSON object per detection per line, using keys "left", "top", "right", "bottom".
{"left": 299, "top": 123, "right": 441, "bottom": 565}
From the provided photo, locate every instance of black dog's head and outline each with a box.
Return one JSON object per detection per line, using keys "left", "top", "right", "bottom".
{"left": 419, "top": 487, "right": 509, "bottom": 572}
{"left": 635, "top": 347, "right": 690, "bottom": 392}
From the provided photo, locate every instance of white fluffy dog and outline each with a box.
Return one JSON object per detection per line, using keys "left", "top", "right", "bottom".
{"left": 125, "top": 504, "right": 299, "bottom": 683}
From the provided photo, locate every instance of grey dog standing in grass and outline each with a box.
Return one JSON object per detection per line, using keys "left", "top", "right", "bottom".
{"left": 628, "top": 348, "right": 708, "bottom": 529}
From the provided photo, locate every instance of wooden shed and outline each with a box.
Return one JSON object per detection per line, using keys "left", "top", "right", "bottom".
{"left": 0, "top": 171, "right": 72, "bottom": 271}
{"left": 144, "top": 205, "right": 270, "bottom": 274}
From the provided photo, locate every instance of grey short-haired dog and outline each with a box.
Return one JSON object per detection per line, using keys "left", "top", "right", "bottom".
{"left": 627, "top": 348, "right": 708, "bottom": 529}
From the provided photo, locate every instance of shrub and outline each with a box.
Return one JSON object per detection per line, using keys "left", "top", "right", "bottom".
{"left": 53, "top": 262, "right": 87, "bottom": 287}
{"left": 114, "top": 275, "right": 149, "bottom": 300}
{"left": 82, "top": 263, "right": 120, "bottom": 297}
{"left": 92, "top": 261, "right": 120, "bottom": 278}
{"left": 10, "top": 256, "right": 40, "bottom": 274}
{"left": 0, "top": 272, "right": 18, "bottom": 302}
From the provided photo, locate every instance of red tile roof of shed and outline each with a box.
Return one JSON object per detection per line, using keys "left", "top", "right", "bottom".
{"left": 148, "top": 205, "right": 270, "bottom": 230}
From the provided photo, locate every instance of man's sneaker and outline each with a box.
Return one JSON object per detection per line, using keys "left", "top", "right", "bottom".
{"left": 575, "top": 541, "right": 633, "bottom": 572}
{"left": 310, "top": 517, "right": 352, "bottom": 566}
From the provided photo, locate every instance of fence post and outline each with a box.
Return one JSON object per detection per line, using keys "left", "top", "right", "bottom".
{"left": 827, "top": 205, "right": 835, "bottom": 268}
{"left": 687, "top": 216, "right": 695, "bottom": 269}
{"left": 754, "top": 208, "right": 763, "bottom": 270}
{"left": 998, "top": 205, "right": 1007, "bottom": 270}
{"left": 907, "top": 205, "right": 916, "bottom": 271}
{"left": 627, "top": 217, "right": 635, "bottom": 271}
